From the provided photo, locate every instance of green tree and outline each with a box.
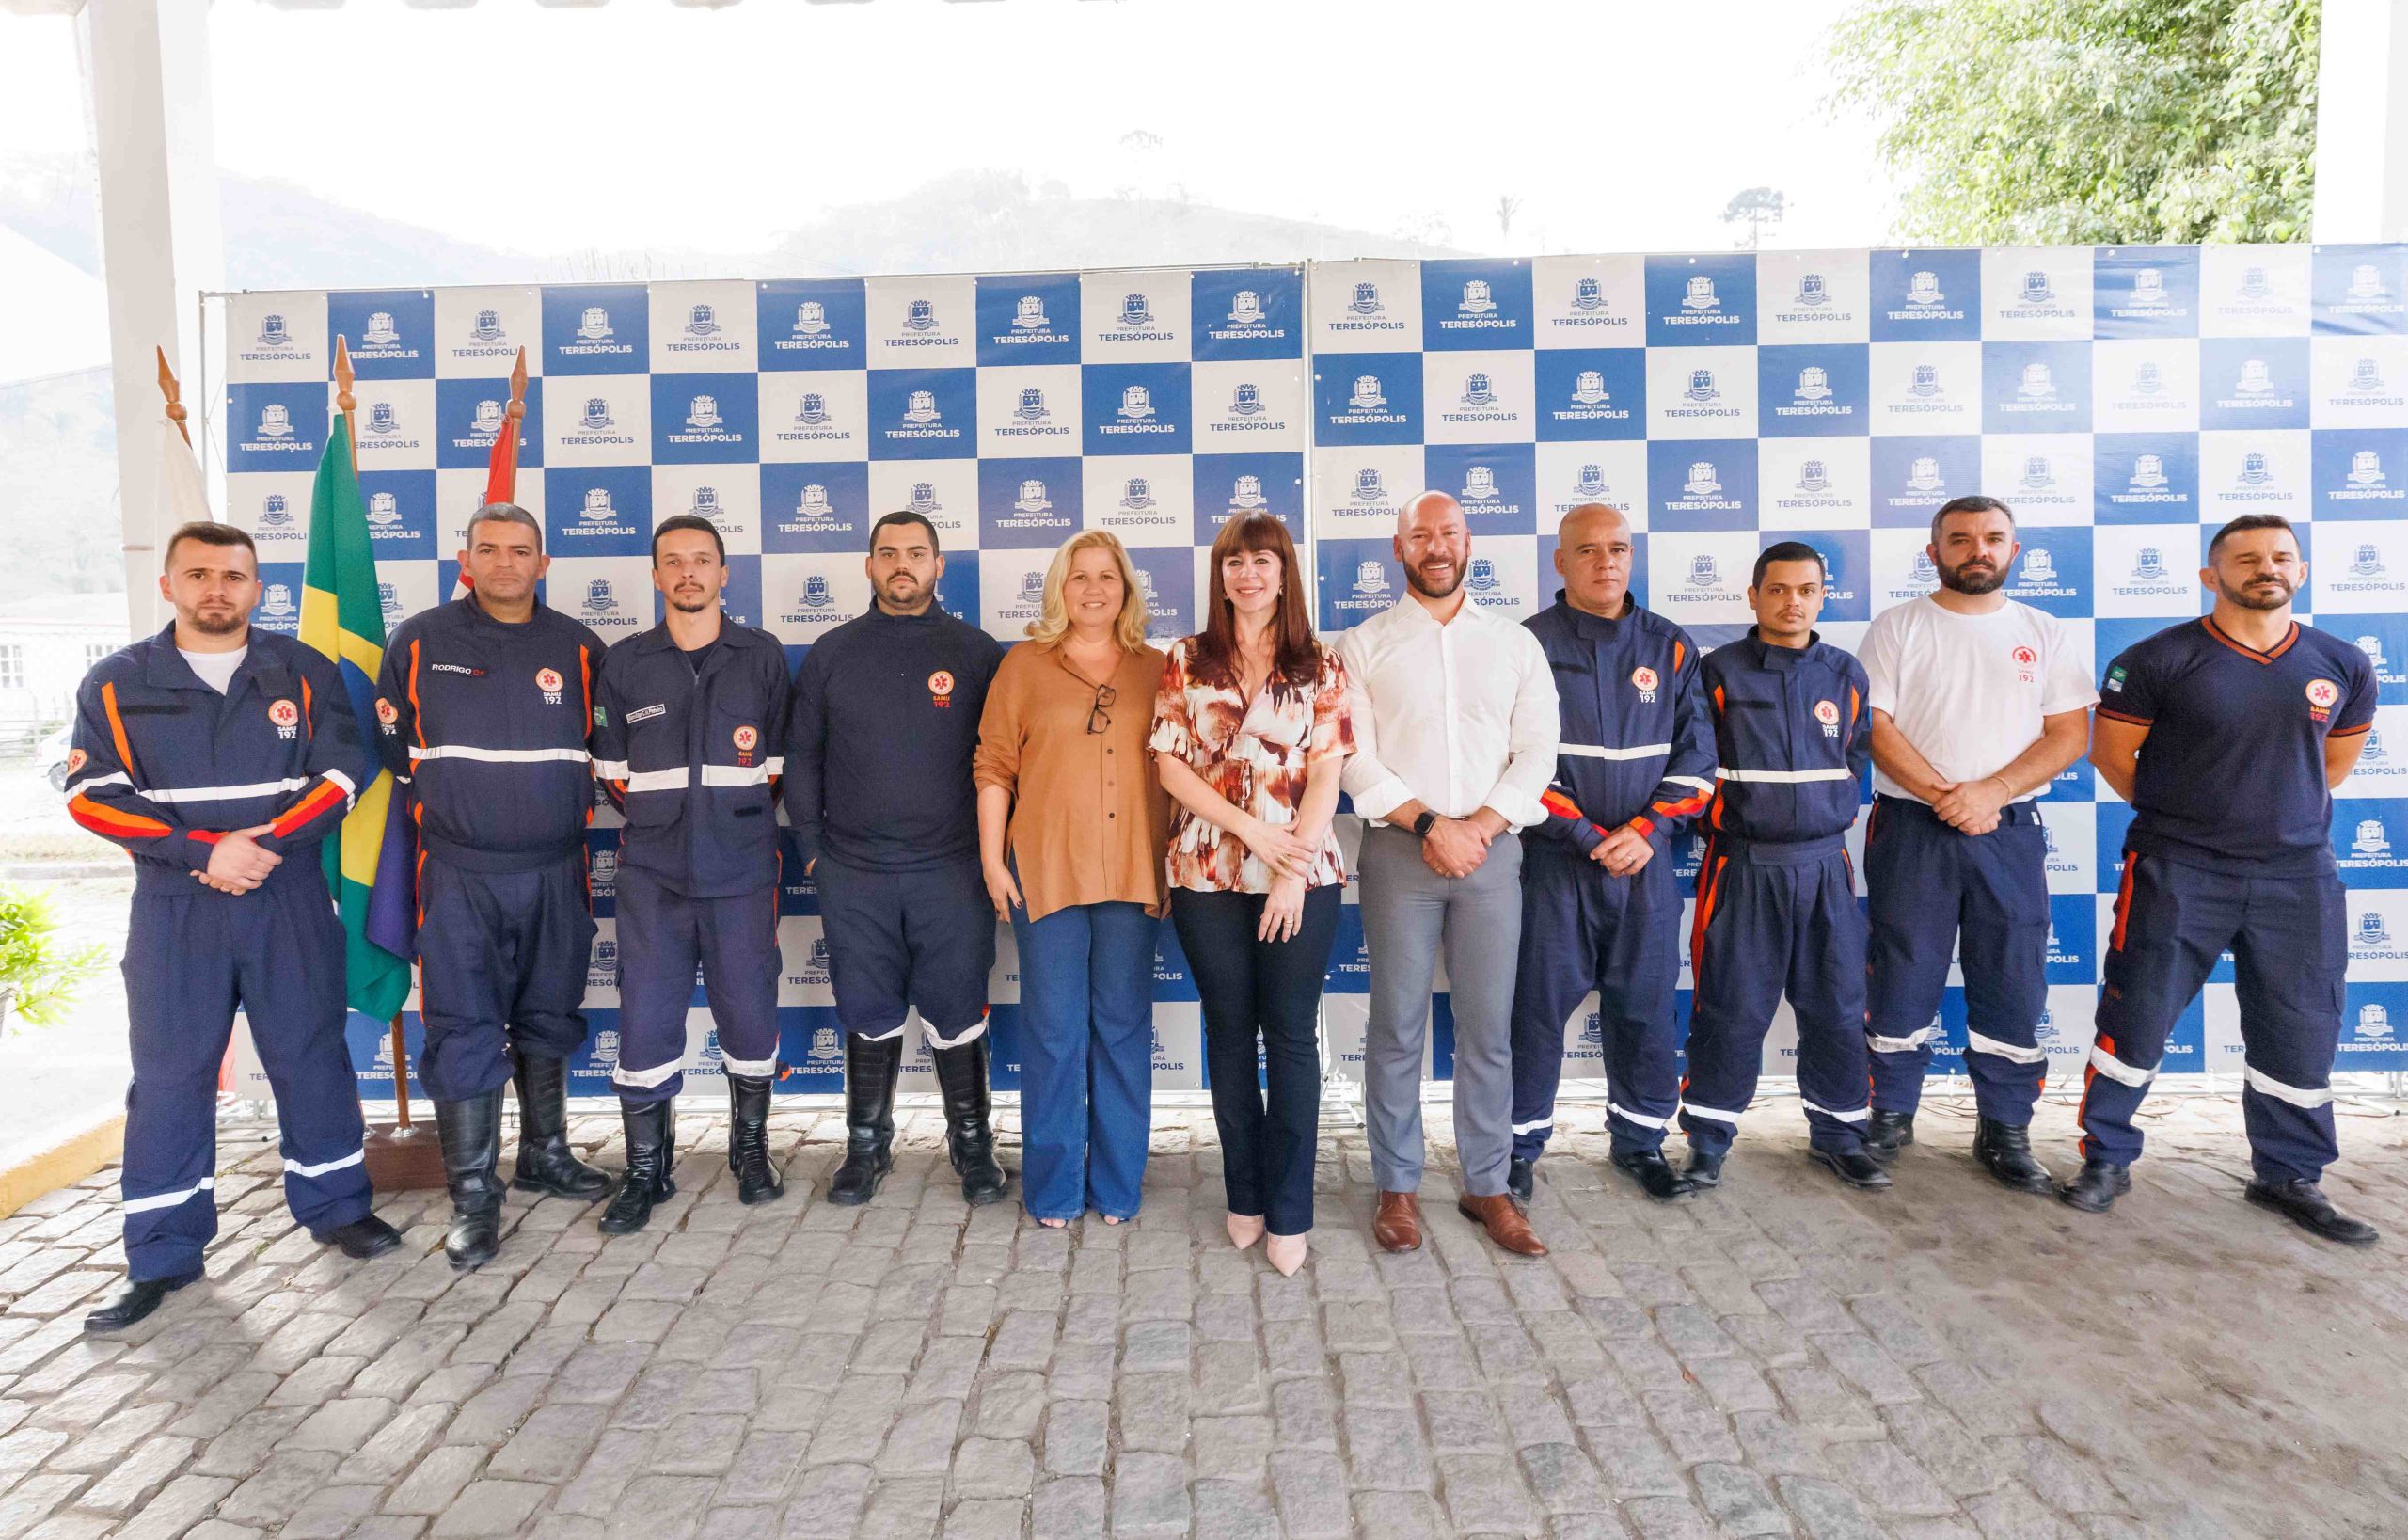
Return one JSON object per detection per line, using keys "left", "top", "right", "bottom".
{"left": 1828, "top": 0, "right": 2321, "bottom": 244}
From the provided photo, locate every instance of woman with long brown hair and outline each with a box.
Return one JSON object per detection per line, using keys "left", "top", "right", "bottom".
{"left": 1149, "top": 512, "right": 1353, "bottom": 1275}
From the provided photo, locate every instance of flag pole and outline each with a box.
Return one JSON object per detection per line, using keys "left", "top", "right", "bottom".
{"left": 337, "top": 337, "right": 433, "bottom": 1176}
{"left": 157, "top": 346, "right": 191, "bottom": 449}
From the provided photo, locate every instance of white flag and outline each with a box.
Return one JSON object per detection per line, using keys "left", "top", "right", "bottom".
{"left": 156, "top": 415, "right": 212, "bottom": 526}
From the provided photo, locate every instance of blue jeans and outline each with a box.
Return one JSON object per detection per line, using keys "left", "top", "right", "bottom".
{"left": 1010, "top": 897, "right": 1160, "bottom": 1222}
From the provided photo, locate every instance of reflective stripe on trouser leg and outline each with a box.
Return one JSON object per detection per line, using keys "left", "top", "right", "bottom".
{"left": 2082, "top": 854, "right": 2231, "bottom": 1168}
{"left": 245, "top": 878, "right": 373, "bottom": 1237}
{"left": 121, "top": 891, "right": 237, "bottom": 1281}
{"left": 696, "top": 884, "right": 784, "bottom": 1078}
{"left": 1956, "top": 818, "right": 2051, "bottom": 1125}
{"left": 2232, "top": 871, "right": 2346, "bottom": 1185}
{"left": 1508, "top": 845, "right": 1596, "bottom": 1165}
{"left": 1788, "top": 849, "right": 1872, "bottom": 1153}
{"left": 611, "top": 868, "right": 700, "bottom": 1104}
{"left": 1677, "top": 849, "right": 1788, "bottom": 1156}
{"left": 1863, "top": 800, "right": 1955, "bottom": 1117}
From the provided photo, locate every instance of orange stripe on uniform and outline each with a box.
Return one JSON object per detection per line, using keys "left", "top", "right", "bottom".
{"left": 1671, "top": 640, "right": 1686, "bottom": 673}
{"left": 1541, "top": 788, "right": 1584, "bottom": 822}
{"left": 269, "top": 780, "right": 344, "bottom": 838}
{"left": 2108, "top": 855, "right": 2139, "bottom": 953}
{"left": 101, "top": 681, "right": 135, "bottom": 774}
{"left": 301, "top": 676, "right": 315, "bottom": 741}
{"left": 69, "top": 794, "right": 169, "bottom": 840}
{"left": 1688, "top": 849, "right": 1726, "bottom": 996}
{"left": 407, "top": 639, "right": 427, "bottom": 754}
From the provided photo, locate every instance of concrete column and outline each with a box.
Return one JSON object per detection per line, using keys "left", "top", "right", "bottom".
{"left": 2313, "top": 0, "right": 2408, "bottom": 242}
{"left": 80, "top": 0, "right": 224, "bottom": 634}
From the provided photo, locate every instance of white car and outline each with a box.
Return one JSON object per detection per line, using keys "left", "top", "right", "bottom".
{"left": 37, "top": 724, "right": 71, "bottom": 793}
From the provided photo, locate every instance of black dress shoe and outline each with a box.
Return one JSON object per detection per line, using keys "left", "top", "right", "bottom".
{"left": 1683, "top": 1147, "right": 1726, "bottom": 1189}
{"left": 2058, "top": 1157, "right": 2131, "bottom": 1214}
{"left": 1866, "top": 1109, "right": 1915, "bottom": 1162}
{"left": 511, "top": 1048, "right": 614, "bottom": 1200}
{"left": 2245, "top": 1178, "right": 2380, "bottom": 1246}
{"left": 1972, "top": 1118, "right": 2054, "bottom": 1194}
{"left": 1609, "top": 1147, "right": 1694, "bottom": 1201}
{"left": 1811, "top": 1145, "right": 1893, "bottom": 1190}
{"left": 315, "top": 1215, "right": 405, "bottom": 1260}
{"left": 828, "top": 1034, "right": 903, "bottom": 1207}
{"left": 86, "top": 1269, "right": 201, "bottom": 1333}
{"left": 1506, "top": 1156, "right": 1535, "bottom": 1206}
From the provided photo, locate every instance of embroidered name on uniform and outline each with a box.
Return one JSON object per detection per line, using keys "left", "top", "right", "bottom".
{"left": 431, "top": 662, "right": 485, "bottom": 676}
{"left": 626, "top": 704, "right": 668, "bottom": 724}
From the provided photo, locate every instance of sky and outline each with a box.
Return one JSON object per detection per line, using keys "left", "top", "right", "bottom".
{"left": 0, "top": 0, "right": 1899, "bottom": 269}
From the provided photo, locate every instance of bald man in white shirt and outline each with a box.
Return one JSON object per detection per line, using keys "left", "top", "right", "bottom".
{"left": 1339, "top": 491, "right": 1560, "bottom": 1257}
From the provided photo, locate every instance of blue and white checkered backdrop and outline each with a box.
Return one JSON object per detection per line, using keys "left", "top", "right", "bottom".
{"left": 210, "top": 245, "right": 2408, "bottom": 1103}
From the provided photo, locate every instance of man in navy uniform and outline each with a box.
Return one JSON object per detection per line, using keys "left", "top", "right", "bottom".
{"left": 1859, "top": 496, "right": 2095, "bottom": 1190}
{"left": 69, "top": 522, "right": 402, "bottom": 1331}
{"left": 375, "top": 503, "right": 614, "bottom": 1270}
{"left": 784, "top": 511, "right": 1007, "bottom": 1206}
{"left": 590, "top": 515, "right": 792, "bottom": 1232}
{"left": 1681, "top": 541, "right": 1888, "bottom": 1192}
{"left": 1510, "top": 504, "right": 1715, "bottom": 1201}
{"left": 2078, "top": 514, "right": 2379, "bottom": 1243}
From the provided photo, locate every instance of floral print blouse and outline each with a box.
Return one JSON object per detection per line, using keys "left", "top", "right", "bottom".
{"left": 1148, "top": 636, "right": 1354, "bottom": 894}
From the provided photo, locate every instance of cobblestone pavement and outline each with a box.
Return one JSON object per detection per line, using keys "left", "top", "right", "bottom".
{"left": 2, "top": 1088, "right": 2406, "bottom": 1539}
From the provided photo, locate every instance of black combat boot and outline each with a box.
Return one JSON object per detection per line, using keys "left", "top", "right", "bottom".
{"left": 1506, "top": 1157, "right": 1535, "bottom": 1206}
{"left": 2058, "top": 1157, "right": 2131, "bottom": 1215}
{"left": 827, "top": 1034, "right": 904, "bottom": 1206}
{"left": 1865, "top": 1108, "right": 1915, "bottom": 1162}
{"left": 727, "top": 1072, "right": 785, "bottom": 1205}
{"left": 510, "top": 1048, "right": 612, "bottom": 1200}
{"left": 932, "top": 1035, "right": 1007, "bottom": 1205}
{"left": 1684, "top": 1145, "right": 1726, "bottom": 1189}
{"left": 598, "top": 1099, "right": 677, "bottom": 1234}
{"left": 436, "top": 1087, "right": 507, "bottom": 1269}
{"left": 1972, "top": 1118, "right": 2053, "bottom": 1194}
{"left": 2245, "top": 1177, "right": 2380, "bottom": 1246}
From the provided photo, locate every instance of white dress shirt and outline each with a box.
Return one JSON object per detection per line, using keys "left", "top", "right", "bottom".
{"left": 1338, "top": 595, "right": 1560, "bottom": 829}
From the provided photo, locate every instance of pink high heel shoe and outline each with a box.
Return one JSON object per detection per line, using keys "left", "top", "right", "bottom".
{"left": 1226, "top": 1214, "right": 1265, "bottom": 1250}
{"left": 1264, "top": 1231, "right": 1307, "bottom": 1277}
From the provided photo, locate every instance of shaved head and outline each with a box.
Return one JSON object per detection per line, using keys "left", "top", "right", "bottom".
{"left": 1395, "top": 489, "right": 1472, "bottom": 603}
{"left": 1555, "top": 502, "right": 1637, "bottom": 617}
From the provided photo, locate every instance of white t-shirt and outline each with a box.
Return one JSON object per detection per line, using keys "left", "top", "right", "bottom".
{"left": 180, "top": 645, "right": 246, "bottom": 694}
{"left": 1859, "top": 597, "right": 2097, "bottom": 802}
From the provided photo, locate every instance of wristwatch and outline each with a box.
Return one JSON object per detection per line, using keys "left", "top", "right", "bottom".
{"left": 1410, "top": 810, "right": 1439, "bottom": 839}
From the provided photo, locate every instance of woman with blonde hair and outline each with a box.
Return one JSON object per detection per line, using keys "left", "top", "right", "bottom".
{"left": 974, "top": 531, "right": 1171, "bottom": 1228}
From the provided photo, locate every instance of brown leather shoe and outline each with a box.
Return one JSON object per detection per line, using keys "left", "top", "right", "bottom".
{"left": 1373, "top": 1190, "right": 1422, "bottom": 1252}
{"left": 1457, "top": 1193, "right": 1547, "bottom": 1257}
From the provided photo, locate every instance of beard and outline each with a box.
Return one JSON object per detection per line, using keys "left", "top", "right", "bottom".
{"left": 1936, "top": 556, "right": 2005, "bottom": 595}
{"left": 1405, "top": 555, "right": 1464, "bottom": 600}
{"left": 879, "top": 574, "right": 927, "bottom": 604}
{"left": 668, "top": 591, "right": 714, "bottom": 614}
{"left": 2218, "top": 573, "right": 2295, "bottom": 611}
{"left": 185, "top": 607, "right": 246, "bottom": 637}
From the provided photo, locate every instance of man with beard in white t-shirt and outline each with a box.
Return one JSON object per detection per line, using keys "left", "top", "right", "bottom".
{"left": 1858, "top": 496, "right": 2097, "bottom": 1191}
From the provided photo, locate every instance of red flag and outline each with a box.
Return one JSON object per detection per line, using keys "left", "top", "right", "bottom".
{"left": 457, "top": 345, "right": 530, "bottom": 598}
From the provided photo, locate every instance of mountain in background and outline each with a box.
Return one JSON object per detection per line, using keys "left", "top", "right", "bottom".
{"left": 0, "top": 153, "right": 1457, "bottom": 598}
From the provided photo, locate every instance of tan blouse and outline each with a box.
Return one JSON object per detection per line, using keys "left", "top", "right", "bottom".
{"left": 974, "top": 640, "right": 1172, "bottom": 922}
{"left": 1149, "top": 637, "right": 1354, "bottom": 895}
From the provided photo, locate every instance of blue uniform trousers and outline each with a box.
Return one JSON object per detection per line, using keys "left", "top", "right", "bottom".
{"left": 814, "top": 853, "right": 993, "bottom": 1046}
{"left": 1865, "top": 798, "right": 2051, "bottom": 1122}
{"left": 2084, "top": 853, "right": 2345, "bottom": 1183}
{"left": 1510, "top": 842, "right": 1681, "bottom": 1159}
{"left": 1679, "top": 835, "right": 1872, "bottom": 1155}
{"left": 415, "top": 850, "right": 596, "bottom": 1103}
{"left": 611, "top": 867, "right": 782, "bottom": 1105}
{"left": 120, "top": 870, "right": 372, "bottom": 1281}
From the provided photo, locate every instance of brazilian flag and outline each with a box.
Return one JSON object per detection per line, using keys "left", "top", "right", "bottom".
{"left": 300, "top": 415, "right": 413, "bottom": 1020}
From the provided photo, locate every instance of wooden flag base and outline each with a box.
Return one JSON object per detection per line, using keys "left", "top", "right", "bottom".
{"left": 362, "top": 1121, "right": 448, "bottom": 1191}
